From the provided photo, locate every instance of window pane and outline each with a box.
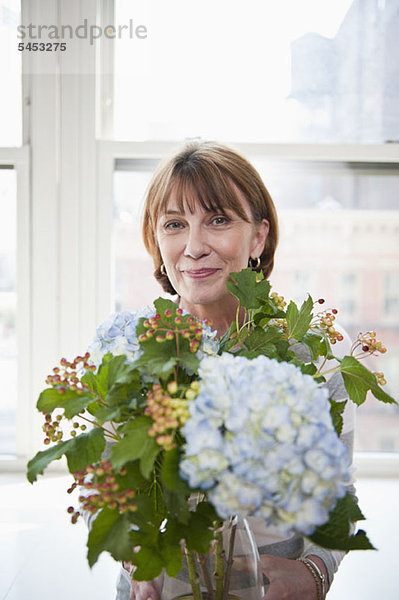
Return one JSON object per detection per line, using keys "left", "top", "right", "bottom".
{"left": 0, "top": 0, "right": 22, "bottom": 146}
{"left": 113, "top": 162, "right": 171, "bottom": 312}
{"left": 0, "top": 168, "right": 17, "bottom": 456}
{"left": 261, "top": 161, "right": 399, "bottom": 453}
{"left": 113, "top": 160, "right": 399, "bottom": 453}
{"left": 113, "top": 0, "right": 399, "bottom": 143}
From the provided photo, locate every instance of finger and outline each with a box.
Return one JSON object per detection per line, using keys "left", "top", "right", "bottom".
{"left": 131, "top": 581, "right": 159, "bottom": 600}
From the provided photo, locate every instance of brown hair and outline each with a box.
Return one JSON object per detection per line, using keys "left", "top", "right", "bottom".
{"left": 142, "top": 141, "right": 279, "bottom": 295}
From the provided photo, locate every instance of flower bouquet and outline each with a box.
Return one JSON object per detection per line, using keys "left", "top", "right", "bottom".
{"left": 27, "top": 269, "right": 396, "bottom": 600}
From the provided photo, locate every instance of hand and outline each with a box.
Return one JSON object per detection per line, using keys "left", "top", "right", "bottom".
{"left": 123, "top": 563, "right": 162, "bottom": 600}
{"left": 260, "top": 554, "right": 324, "bottom": 600}
{"left": 130, "top": 579, "right": 160, "bottom": 600}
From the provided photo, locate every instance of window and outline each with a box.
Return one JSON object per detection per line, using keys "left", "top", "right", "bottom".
{"left": 2, "top": 0, "right": 397, "bottom": 467}
{"left": 0, "top": 0, "right": 21, "bottom": 460}
{"left": 112, "top": 160, "right": 168, "bottom": 311}
{"left": 112, "top": 0, "right": 399, "bottom": 143}
{"left": 0, "top": 167, "right": 17, "bottom": 456}
{"left": 384, "top": 272, "right": 399, "bottom": 318}
{"left": 111, "top": 158, "right": 399, "bottom": 453}
{"left": 0, "top": 0, "right": 22, "bottom": 146}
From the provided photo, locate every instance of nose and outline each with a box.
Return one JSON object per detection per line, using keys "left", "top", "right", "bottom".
{"left": 183, "top": 225, "right": 210, "bottom": 259}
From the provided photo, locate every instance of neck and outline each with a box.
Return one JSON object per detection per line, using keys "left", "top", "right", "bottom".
{"left": 179, "top": 295, "right": 244, "bottom": 337}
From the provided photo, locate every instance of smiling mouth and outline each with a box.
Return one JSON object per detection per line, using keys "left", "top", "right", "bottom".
{"left": 183, "top": 268, "right": 220, "bottom": 279}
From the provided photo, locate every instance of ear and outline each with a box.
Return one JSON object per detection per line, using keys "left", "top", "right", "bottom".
{"left": 250, "top": 219, "right": 269, "bottom": 259}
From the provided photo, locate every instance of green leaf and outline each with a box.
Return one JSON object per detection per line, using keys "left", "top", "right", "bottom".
{"left": 218, "top": 321, "right": 237, "bottom": 353}
{"left": 244, "top": 326, "right": 285, "bottom": 357}
{"left": 87, "top": 508, "right": 133, "bottom": 567}
{"left": 65, "top": 428, "right": 106, "bottom": 473}
{"left": 123, "top": 460, "right": 147, "bottom": 489}
{"left": 308, "top": 494, "right": 375, "bottom": 551}
{"left": 159, "top": 520, "right": 184, "bottom": 577}
{"left": 330, "top": 400, "right": 347, "bottom": 436}
{"left": 26, "top": 427, "right": 106, "bottom": 482}
{"left": 301, "top": 332, "right": 325, "bottom": 361}
{"left": 106, "top": 380, "right": 142, "bottom": 407}
{"left": 162, "top": 543, "right": 183, "bottom": 578}
{"left": 132, "top": 546, "right": 165, "bottom": 580}
{"left": 153, "top": 297, "right": 180, "bottom": 316}
{"left": 110, "top": 416, "right": 160, "bottom": 477}
{"left": 160, "top": 447, "right": 190, "bottom": 493}
{"left": 286, "top": 295, "right": 314, "bottom": 341}
{"left": 309, "top": 527, "right": 375, "bottom": 551}
{"left": 226, "top": 268, "right": 271, "bottom": 309}
{"left": 27, "top": 438, "right": 75, "bottom": 483}
{"left": 129, "top": 496, "right": 165, "bottom": 533}
{"left": 184, "top": 505, "right": 215, "bottom": 553}
{"left": 294, "top": 361, "right": 325, "bottom": 382}
{"left": 135, "top": 300, "right": 204, "bottom": 377}
{"left": 340, "top": 356, "right": 397, "bottom": 406}
{"left": 37, "top": 388, "right": 96, "bottom": 419}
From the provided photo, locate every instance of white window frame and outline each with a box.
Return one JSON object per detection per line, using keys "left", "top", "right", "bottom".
{"left": 0, "top": 145, "right": 30, "bottom": 463}
{"left": 97, "top": 140, "right": 399, "bottom": 478}
{"left": 3, "top": 0, "right": 399, "bottom": 479}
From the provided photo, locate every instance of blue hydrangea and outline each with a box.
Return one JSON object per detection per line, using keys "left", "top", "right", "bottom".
{"left": 87, "top": 307, "right": 155, "bottom": 368}
{"left": 87, "top": 306, "right": 219, "bottom": 369}
{"left": 179, "top": 354, "right": 352, "bottom": 537}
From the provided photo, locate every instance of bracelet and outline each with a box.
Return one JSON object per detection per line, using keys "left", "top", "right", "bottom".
{"left": 304, "top": 557, "right": 327, "bottom": 598}
{"left": 297, "top": 557, "right": 326, "bottom": 600}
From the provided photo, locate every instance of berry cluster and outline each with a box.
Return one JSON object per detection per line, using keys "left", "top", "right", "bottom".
{"left": 312, "top": 301, "right": 344, "bottom": 345}
{"left": 353, "top": 331, "right": 387, "bottom": 356}
{"left": 45, "top": 352, "right": 95, "bottom": 394}
{"left": 41, "top": 354, "right": 100, "bottom": 446}
{"left": 374, "top": 372, "right": 387, "bottom": 386}
{"left": 42, "top": 412, "right": 88, "bottom": 445}
{"left": 145, "top": 381, "right": 199, "bottom": 450}
{"left": 67, "top": 460, "right": 137, "bottom": 523}
{"left": 42, "top": 412, "right": 64, "bottom": 444}
{"left": 139, "top": 309, "right": 211, "bottom": 353}
{"left": 271, "top": 291, "right": 287, "bottom": 312}
{"left": 268, "top": 317, "right": 289, "bottom": 336}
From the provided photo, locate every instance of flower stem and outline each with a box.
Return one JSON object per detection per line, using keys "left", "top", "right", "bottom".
{"left": 214, "top": 522, "right": 225, "bottom": 600}
{"left": 185, "top": 547, "right": 202, "bottom": 600}
{"left": 222, "top": 518, "right": 237, "bottom": 600}
{"left": 199, "top": 553, "right": 215, "bottom": 600}
{"left": 315, "top": 355, "right": 328, "bottom": 376}
{"left": 313, "top": 365, "right": 340, "bottom": 378}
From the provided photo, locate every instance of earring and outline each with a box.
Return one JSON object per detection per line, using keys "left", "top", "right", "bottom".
{"left": 160, "top": 264, "right": 167, "bottom": 276}
{"left": 248, "top": 257, "right": 261, "bottom": 270}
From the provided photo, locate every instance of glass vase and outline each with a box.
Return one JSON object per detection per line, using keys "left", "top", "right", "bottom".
{"left": 161, "top": 516, "right": 264, "bottom": 600}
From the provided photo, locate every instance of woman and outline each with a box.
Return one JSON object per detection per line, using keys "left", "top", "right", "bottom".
{"left": 115, "top": 141, "right": 355, "bottom": 600}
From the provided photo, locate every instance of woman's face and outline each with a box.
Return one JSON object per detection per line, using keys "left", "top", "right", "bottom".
{"left": 156, "top": 189, "right": 269, "bottom": 309}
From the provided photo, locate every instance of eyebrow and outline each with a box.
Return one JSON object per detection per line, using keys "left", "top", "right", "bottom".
{"left": 163, "top": 209, "right": 184, "bottom": 215}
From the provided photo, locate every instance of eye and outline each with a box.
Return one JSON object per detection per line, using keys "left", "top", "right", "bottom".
{"left": 164, "top": 220, "right": 184, "bottom": 230}
{"left": 211, "top": 215, "right": 229, "bottom": 225}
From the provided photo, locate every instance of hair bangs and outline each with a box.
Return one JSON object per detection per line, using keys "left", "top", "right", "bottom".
{"left": 158, "top": 166, "right": 250, "bottom": 222}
